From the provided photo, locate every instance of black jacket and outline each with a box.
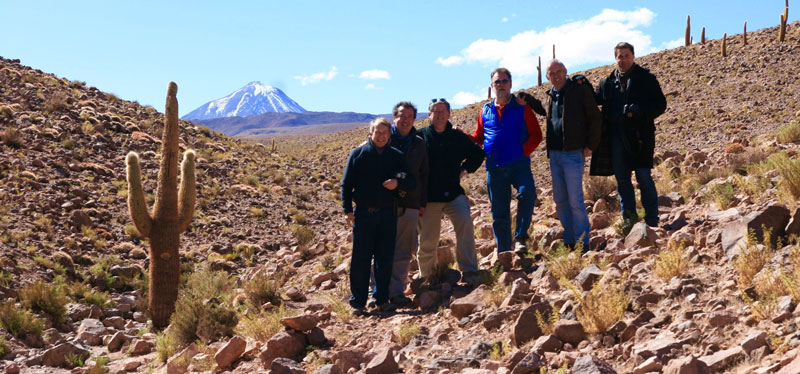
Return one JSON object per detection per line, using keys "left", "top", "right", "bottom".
{"left": 418, "top": 122, "right": 485, "bottom": 203}
{"left": 341, "top": 140, "right": 414, "bottom": 213}
{"left": 544, "top": 79, "right": 602, "bottom": 153}
{"left": 393, "top": 134, "right": 429, "bottom": 209}
{"left": 590, "top": 64, "right": 667, "bottom": 175}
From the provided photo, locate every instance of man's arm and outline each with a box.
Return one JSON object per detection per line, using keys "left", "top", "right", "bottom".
{"left": 517, "top": 92, "right": 546, "bottom": 116}
{"left": 466, "top": 113, "right": 485, "bottom": 145}
{"left": 461, "top": 132, "right": 486, "bottom": 173}
{"left": 642, "top": 74, "right": 667, "bottom": 120}
{"left": 594, "top": 79, "right": 605, "bottom": 106}
{"left": 341, "top": 149, "right": 357, "bottom": 214}
{"left": 582, "top": 84, "right": 603, "bottom": 151}
{"left": 521, "top": 106, "right": 543, "bottom": 156}
{"left": 418, "top": 140, "right": 429, "bottom": 211}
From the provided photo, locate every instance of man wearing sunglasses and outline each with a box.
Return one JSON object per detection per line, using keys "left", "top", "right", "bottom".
{"left": 417, "top": 98, "right": 485, "bottom": 287}
{"left": 468, "top": 68, "right": 543, "bottom": 253}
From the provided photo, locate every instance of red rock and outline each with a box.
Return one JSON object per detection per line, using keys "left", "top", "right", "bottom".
{"left": 259, "top": 330, "right": 306, "bottom": 367}
{"left": 364, "top": 348, "right": 398, "bottom": 374}
{"left": 663, "top": 356, "right": 709, "bottom": 374}
{"left": 512, "top": 302, "right": 552, "bottom": 346}
{"left": 280, "top": 314, "right": 317, "bottom": 331}
{"left": 572, "top": 355, "right": 617, "bottom": 373}
{"left": 553, "top": 319, "right": 586, "bottom": 346}
{"left": 450, "top": 284, "right": 488, "bottom": 319}
{"left": 699, "top": 346, "right": 745, "bottom": 372}
{"left": 214, "top": 336, "right": 246, "bottom": 370}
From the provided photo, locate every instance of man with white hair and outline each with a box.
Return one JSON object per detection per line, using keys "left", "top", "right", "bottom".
{"left": 519, "top": 59, "right": 601, "bottom": 249}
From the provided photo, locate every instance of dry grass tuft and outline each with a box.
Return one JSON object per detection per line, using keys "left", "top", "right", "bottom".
{"left": 569, "top": 274, "right": 629, "bottom": 334}
{"left": 734, "top": 230, "right": 772, "bottom": 290}
{"left": 546, "top": 243, "right": 585, "bottom": 282}
{"left": 393, "top": 322, "right": 423, "bottom": 346}
{"left": 583, "top": 175, "right": 617, "bottom": 203}
{"left": 654, "top": 241, "right": 689, "bottom": 280}
{"left": 777, "top": 120, "right": 800, "bottom": 144}
{"left": 19, "top": 280, "right": 68, "bottom": 323}
{"left": 1, "top": 126, "right": 23, "bottom": 148}
{"left": 0, "top": 301, "right": 45, "bottom": 338}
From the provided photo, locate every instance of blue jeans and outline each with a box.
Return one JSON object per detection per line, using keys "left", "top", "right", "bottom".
{"left": 487, "top": 156, "right": 536, "bottom": 252}
{"left": 550, "top": 150, "right": 590, "bottom": 247}
{"left": 350, "top": 206, "right": 396, "bottom": 308}
{"left": 611, "top": 136, "right": 659, "bottom": 226}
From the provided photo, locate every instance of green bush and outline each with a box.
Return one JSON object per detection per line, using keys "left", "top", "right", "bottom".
{"left": 169, "top": 269, "right": 238, "bottom": 345}
{"left": 0, "top": 301, "right": 45, "bottom": 338}
{"left": 776, "top": 120, "right": 800, "bottom": 143}
{"left": 19, "top": 281, "right": 68, "bottom": 323}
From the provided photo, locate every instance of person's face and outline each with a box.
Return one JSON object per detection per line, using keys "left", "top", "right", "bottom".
{"left": 546, "top": 63, "right": 567, "bottom": 90}
{"left": 429, "top": 102, "right": 450, "bottom": 128}
{"left": 393, "top": 106, "right": 415, "bottom": 136}
{"left": 615, "top": 48, "right": 635, "bottom": 72}
{"left": 491, "top": 72, "right": 512, "bottom": 98}
{"left": 370, "top": 124, "right": 390, "bottom": 147}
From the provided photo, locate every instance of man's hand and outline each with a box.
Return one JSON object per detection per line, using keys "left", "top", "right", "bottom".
{"left": 459, "top": 169, "right": 468, "bottom": 180}
{"left": 583, "top": 147, "right": 592, "bottom": 158}
{"left": 383, "top": 178, "right": 398, "bottom": 190}
{"left": 419, "top": 207, "right": 426, "bottom": 218}
{"left": 345, "top": 212, "right": 354, "bottom": 227}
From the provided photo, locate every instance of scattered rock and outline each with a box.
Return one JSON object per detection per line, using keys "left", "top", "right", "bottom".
{"left": 215, "top": 336, "right": 246, "bottom": 370}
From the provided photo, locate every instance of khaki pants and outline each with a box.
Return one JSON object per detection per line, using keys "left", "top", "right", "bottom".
{"left": 417, "top": 194, "right": 478, "bottom": 278}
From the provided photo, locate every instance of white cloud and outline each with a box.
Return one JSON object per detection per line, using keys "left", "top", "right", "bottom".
{"left": 294, "top": 66, "right": 339, "bottom": 86}
{"left": 364, "top": 83, "right": 383, "bottom": 90}
{"left": 657, "top": 37, "right": 683, "bottom": 50}
{"left": 435, "top": 56, "right": 465, "bottom": 67}
{"left": 359, "top": 69, "right": 391, "bottom": 80}
{"left": 450, "top": 91, "right": 485, "bottom": 106}
{"left": 437, "top": 8, "right": 671, "bottom": 78}
{"left": 501, "top": 17, "right": 509, "bottom": 23}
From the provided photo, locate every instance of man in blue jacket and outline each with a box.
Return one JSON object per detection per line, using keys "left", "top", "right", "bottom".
{"left": 341, "top": 118, "right": 414, "bottom": 315}
{"left": 468, "top": 68, "right": 543, "bottom": 253}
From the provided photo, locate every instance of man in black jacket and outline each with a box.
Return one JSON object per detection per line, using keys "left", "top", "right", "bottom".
{"left": 590, "top": 42, "right": 667, "bottom": 230}
{"left": 418, "top": 99, "right": 485, "bottom": 286}
{"left": 341, "top": 118, "right": 414, "bottom": 315}
{"left": 520, "top": 60, "right": 601, "bottom": 249}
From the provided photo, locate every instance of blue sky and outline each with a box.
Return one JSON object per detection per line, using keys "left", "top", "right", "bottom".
{"left": 1, "top": 1, "right": 790, "bottom": 116}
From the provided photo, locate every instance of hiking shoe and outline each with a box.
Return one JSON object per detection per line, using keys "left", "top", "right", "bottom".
{"left": 389, "top": 295, "right": 413, "bottom": 307}
{"left": 366, "top": 299, "right": 377, "bottom": 309}
{"left": 514, "top": 240, "right": 528, "bottom": 253}
{"left": 376, "top": 303, "right": 397, "bottom": 312}
{"left": 351, "top": 308, "right": 367, "bottom": 317}
{"left": 462, "top": 271, "right": 482, "bottom": 287}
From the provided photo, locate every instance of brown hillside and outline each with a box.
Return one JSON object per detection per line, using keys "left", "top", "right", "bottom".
{"left": 0, "top": 19, "right": 799, "bottom": 374}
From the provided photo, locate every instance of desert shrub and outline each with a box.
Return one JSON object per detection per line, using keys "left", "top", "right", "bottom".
{"left": 570, "top": 274, "right": 629, "bottom": 333}
{"left": 248, "top": 207, "right": 264, "bottom": 217}
{"left": 0, "top": 126, "right": 23, "bottom": 148}
{"left": 724, "top": 143, "right": 746, "bottom": 154}
{"left": 44, "top": 91, "right": 69, "bottom": 115}
{"left": 583, "top": 176, "right": 617, "bottom": 203}
{"left": 770, "top": 152, "right": 800, "bottom": 201}
{"left": 704, "top": 182, "right": 736, "bottom": 210}
{"left": 546, "top": 243, "right": 585, "bottom": 281}
{"left": 488, "top": 341, "right": 506, "bottom": 360}
{"left": 243, "top": 273, "right": 282, "bottom": 309}
{"left": 68, "top": 282, "right": 112, "bottom": 309}
{"left": 535, "top": 309, "right": 560, "bottom": 336}
{"left": 292, "top": 212, "right": 308, "bottom": 225}
{"left": 19, "top": 280, "right": 68, "bottom": 323}
{"left": 393, "top": 322, "right": 423, "bottom": 346}
{"left": 65, "top": 352, "right": 87, "bottom": 368}
{"left": 0, "top": 301, "right": 45, "bottom": 338}
{"left": 155, "top": 331, "right": 178, "bottom": 363}
{"left": 777, "top": 120, "right": 800, "bottom": 143}
{"left": 734, "top": 230, "right": 772, "bottom": 289}
{"left": 169, "top": 269, "right": 238, "bottom": 345}
{"left": 654, "top": 242, "right": 689, "bottom": 280}
{"left": 237, "top": 305, "right": 294, "bottom": 342}
{"left": 292, "top": 225, "right": 315, "bottom": 246}
{"left": 0, "top": 336, "right": 7, "bottom": 358}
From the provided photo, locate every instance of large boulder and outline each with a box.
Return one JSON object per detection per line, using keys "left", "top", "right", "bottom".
{"left": 625, "top": 223, "right": 657, "bottom": 249}
{"left": 511, "top": 302, "right": 553, "bottom": 346}
{"left": 572, "top": 355, "right": 617, "bottom": 374}
{"left": 259, "top": 330, "right": 307, "bottom": 367}
{"left": 215, "top": 336, "right": 246, "bottom": 370}
{"left": 450, "top": 284, "right": 488, "bottom": 319}
{"left": 722, "top": 203, "right": 791, "bottom": 260}
{"left": 40, "top": 342, "right": 90, "bottom": 368}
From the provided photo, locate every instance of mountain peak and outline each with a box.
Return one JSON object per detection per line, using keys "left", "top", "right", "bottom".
{"left": 182, "top": 81, "right": 306, "bottom": 120}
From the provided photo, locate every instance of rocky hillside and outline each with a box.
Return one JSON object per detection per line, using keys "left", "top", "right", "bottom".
{"left": 0, "top": 20, "right": 800, "bottom": 374}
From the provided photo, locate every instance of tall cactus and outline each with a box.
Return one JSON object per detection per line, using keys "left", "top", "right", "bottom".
{"left": 126, "top": 82, "right": 196, "bottom": 328}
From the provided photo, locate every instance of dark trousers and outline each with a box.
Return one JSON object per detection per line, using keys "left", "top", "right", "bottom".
{"left": 611, "top": 135, "right": 659, "bottom": 225}
{"left": 349, "top": 206, "right": 397, "bottom": 308}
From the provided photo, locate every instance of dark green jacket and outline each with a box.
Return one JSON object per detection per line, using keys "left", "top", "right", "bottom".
{"left": 544, "top": 79, "right": 602, "bottom": 153}
{"left": 418, "top": 122, "right": 485, "bottom": 203}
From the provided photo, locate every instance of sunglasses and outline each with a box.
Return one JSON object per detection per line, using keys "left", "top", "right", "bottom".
{"left": 431, "top": 98, "right": 448, "bottom": 103}
{"left": 493, "top": 79, "right": 510, "bottom": 85}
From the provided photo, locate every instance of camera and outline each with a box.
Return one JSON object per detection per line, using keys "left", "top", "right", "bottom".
{"left": 623, "top": 103, "right": 639, "bottom": 115}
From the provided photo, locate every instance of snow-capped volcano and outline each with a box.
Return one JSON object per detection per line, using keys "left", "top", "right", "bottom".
{"left": 182, "top": 81, "right": 306, "bottom": 120}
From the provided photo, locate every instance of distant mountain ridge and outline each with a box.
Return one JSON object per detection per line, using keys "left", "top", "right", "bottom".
{"left": 193, "top": 111, "right": 381, "bottom": 137}
{"left": 182, "top": 81, "right": 305, "bottom": 120}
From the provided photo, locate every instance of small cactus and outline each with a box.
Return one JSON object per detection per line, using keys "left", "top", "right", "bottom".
{"left": 743, "top": 21, "right": 748, "bottom": 45}
{"left": 537, "top": 56, "right": 542, "bottom": 87}
{"left": 126, "top": 82, "right": 196, "bottom": 329}
{"left": 552, "top": 44, "right": 556, "bottom": 59}
{"left": 701, "top": 27, "right": 706, "bottom": 44}
{"left": 685, "top": 15, "right": 691, "bottom": 46}
{"left": 721, "top": 33, "right": 727, "bottom": 57}
{"left": 779, "top": 14, "right": 787, "bottom": 42}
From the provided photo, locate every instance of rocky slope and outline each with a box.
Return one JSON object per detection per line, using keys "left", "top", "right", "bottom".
{"left": 0, "top": 20, "right": 799, "bottom": 374}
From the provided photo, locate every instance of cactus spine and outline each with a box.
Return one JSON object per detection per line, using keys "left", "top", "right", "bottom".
{"left": 126, "top": 82, "right": 196, "bottom": 329}
{"left": 685, "top": 15, "right": 691, "bottom": 46}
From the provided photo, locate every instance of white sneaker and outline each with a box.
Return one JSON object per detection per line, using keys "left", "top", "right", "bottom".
{"left": 514, "top": 241, "right": 527, "bottom": 253}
